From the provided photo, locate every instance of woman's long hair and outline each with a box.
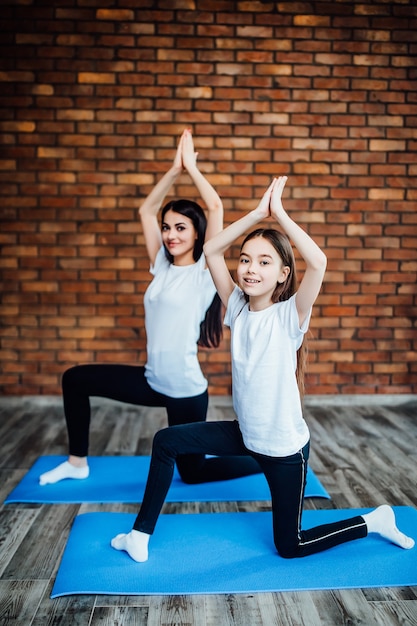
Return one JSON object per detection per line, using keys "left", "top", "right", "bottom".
{"left": 161, "top": 199, "right": 223, "bottom": 348}
{"left": 240, "top": 228, "right": 308, "bottom": 397}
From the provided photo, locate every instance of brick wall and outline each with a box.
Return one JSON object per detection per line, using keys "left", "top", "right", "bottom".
{"left": 1, "top": 0, "right": 416, "bottom": 396}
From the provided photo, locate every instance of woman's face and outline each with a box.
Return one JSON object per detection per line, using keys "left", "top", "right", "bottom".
{"left": 161, "top": 209, "right": 197, "bottom": 265}
{"left": 237, "top": 236, "right": 289, "bottom": 310}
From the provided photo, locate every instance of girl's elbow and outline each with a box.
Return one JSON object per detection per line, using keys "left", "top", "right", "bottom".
{"left": 308, "top": 251, "right": 327, "bottom": 278}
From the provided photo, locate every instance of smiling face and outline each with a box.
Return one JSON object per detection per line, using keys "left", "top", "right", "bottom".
{"left": 161, "top": 209, "right": 198, "bottom": 266}
{"left": 237, "top": 235, "right": 290, "bottom": 311}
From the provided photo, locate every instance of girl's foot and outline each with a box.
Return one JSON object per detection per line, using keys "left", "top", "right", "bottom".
{"left": 363, "top": 505, "right": 414, "bottom": 549}
{"left": 111, "top": 529, "right": 150, "bottom": 562}
{"left": 39, "top": 461, "right": 89, "bottom": 485}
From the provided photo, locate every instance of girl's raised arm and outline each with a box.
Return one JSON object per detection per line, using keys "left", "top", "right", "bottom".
{"left": 270, "top": 176, "right": 327, "bottom": 326}
{"left": 139, "top": 133, "right": 185, "bottom": 266}
{"left": 181, "top": 130, "right": 223, "bottom": 242}
{"left": 204, "top": 180, "right": 276, "bottom": 308}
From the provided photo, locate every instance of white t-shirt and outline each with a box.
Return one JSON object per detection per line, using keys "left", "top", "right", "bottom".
{"left": 224, "top": 286, "right": 311, "bottom": 457}
{"left": 144, "top": 247, "right": 216, "bottom": 398}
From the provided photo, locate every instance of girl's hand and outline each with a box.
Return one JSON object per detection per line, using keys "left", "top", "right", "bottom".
{"left": 269, "top": 176, "right": 288, "bottom": 220}
{"left": 253, "top": 178, "right": 277, "bottom": 221}
{"left": 181, "top": 128, "right": 198, "bottom": 171}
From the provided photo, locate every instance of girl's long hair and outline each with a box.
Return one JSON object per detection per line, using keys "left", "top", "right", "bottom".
{"left": 161, "top": 199, "right": 223, "bottom": 348}
{"left": 240, "top": 228, "right": 308, "bottom": 397}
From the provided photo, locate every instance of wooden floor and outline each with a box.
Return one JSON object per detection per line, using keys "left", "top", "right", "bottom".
{"left": 0, "top": 395, "right": 416, "bottom": 626}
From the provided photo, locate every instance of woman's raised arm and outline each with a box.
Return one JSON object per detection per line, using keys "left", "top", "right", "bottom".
{"left": 139, "top": 133, "right": 184, "bottom": 265}
{"left": 181, "top": 130, "right": 223, "bottom": 242}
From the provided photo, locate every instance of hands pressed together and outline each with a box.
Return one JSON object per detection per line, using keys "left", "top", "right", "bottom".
{"left": 173, "top": 128, "right": 199, "bottom": 174}
{"left": 172, "top": 129, "right": 288, "bottom": 222}
{"left": 254, "top": 176, "right": 288, "bottom": 222}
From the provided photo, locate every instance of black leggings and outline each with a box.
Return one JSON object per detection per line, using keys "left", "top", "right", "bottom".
{"left": 133, "top": 420, "right": 368, "bottom": 559}
{"left": 62, "top": 364, "right": 260, "bottom": 484}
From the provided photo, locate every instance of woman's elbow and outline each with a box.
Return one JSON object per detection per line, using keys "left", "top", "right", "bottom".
{"left": 203, "top": 240, "right": 213, "bottom": 258}
{"left": 316, "top": 250, "right": 327, "bottom": 272}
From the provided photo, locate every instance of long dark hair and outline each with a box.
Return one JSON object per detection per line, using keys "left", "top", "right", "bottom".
{"left": 161, "top": 199, "right": 223, "bottom": 348}
{"left": 240, "top": 228, "right": 308, "bottom": 396}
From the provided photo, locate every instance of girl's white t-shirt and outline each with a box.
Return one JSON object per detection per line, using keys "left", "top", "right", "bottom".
{"left": 144, "top": 247, "right": 216, "bottom": 398}
{"left": 224, "top": 286, "right": 311, "bottom": 457}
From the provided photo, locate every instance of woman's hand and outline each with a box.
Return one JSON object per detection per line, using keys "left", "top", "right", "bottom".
{"left": 172, "top": 131, "right": 186, "bottom": 174}
{"left": 181, "top": 128, "right": 198, "bottom": 172}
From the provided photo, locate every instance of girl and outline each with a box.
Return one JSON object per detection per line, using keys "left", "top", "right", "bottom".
{"left": 111, "top": 176, "right": 414, "bottom": 562}
{"left": 39, "top": 129, "right": 259, "bottom": 486}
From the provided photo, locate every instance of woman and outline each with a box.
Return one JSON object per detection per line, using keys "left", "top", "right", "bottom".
{"left": 40, "top": 129, "right": 260, "bottom": 486}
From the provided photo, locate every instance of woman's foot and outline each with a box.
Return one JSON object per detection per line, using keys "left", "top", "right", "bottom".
{"left": 111, "top": 530, "right": 150, "bottom": 562}
{"left": 39, "top": 460, "right": 89, "bottom": 485}
{"left": 363, "top": 505, "right": 415, "bottom": 549}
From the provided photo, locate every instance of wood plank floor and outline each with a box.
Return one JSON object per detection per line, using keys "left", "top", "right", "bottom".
{"left": 0, "top": 395, "right": 416, "bottom": 626}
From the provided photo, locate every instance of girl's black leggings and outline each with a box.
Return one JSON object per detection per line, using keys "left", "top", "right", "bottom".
{"left": 62, "top": 364, "right": 260, "bottom": 484}
{"left": 133, "top": 420, "right": 368, "bottom": 559}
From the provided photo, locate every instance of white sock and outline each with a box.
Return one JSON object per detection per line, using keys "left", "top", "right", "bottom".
{"left": 363, "top": 505, "right": 415, "bottom": 549}
{"left": 39, "top": 461, "right": 89, "bottom": 485}
{"left": 111, "top": 530, "right": 150, "bottom": 563}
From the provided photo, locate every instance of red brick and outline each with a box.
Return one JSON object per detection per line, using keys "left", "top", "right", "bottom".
{"left": 1, "top": 2, "right": 416, "bottom": 396}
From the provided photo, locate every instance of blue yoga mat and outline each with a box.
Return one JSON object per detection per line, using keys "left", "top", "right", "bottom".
{"left": 5, "top": 455, "right": 330, "bottom": 503}
{"left": 51, "top": 507, "right": 417, "bottom": 597}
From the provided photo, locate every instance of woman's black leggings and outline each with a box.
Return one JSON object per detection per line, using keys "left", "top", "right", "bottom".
{"left": 62, "top": 364, "right": 260, "bottom": 484}
{"left": 133, "top": 420, "right": 367, "bottom": 558}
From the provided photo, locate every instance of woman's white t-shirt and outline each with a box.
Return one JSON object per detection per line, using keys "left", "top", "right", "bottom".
{"left": 224, "top": 286, "right": 311, "bottom": 457}
{"left": 144, "top": 247, "right": 216, "bottom": 398}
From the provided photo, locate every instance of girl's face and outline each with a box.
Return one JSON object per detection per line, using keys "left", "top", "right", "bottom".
{"left": 237, "top": 236, "right": 289, "bottom": 310}
{"left": 161, "top": 209, "right": 197, "bottom": 265}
